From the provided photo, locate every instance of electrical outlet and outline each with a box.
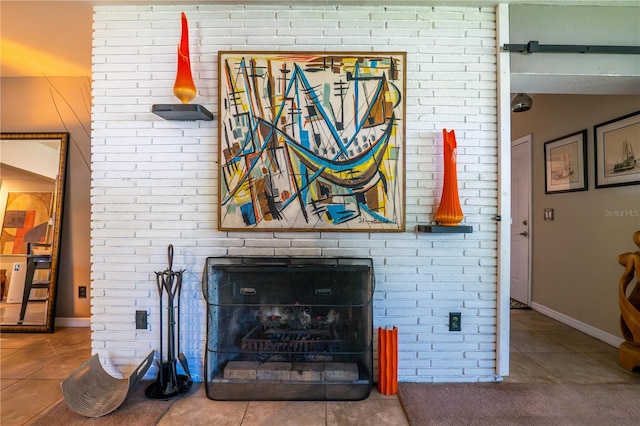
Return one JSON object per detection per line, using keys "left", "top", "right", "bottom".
{"left": 135, "top": 310, "right": 148, "bottom": 329}
{"left": 449, "top": 312, "right": 461, "bottom": 331}
{"left": 78, "top": 286, "right": 87, "bottom": 298}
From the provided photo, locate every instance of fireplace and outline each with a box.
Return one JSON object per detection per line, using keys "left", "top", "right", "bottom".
{"left": 202, "top": 257, "right": 374, "bottom": 401}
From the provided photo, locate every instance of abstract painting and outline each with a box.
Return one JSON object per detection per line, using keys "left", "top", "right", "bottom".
{"left": 218, "top": 52, "right": 406, "bottom": 231}
{"left": 1, "top": 192, "right": 53, "bottom": 255}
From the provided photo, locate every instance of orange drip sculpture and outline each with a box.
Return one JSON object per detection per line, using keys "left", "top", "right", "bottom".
{"left": 173, "top": 12, "right": 196, "bottom": 104}
{"left": 618, "top": 230, "right": 640, "bottom": 371}
{"left": 434, "top": 129, "right": 464, "bottom": 226}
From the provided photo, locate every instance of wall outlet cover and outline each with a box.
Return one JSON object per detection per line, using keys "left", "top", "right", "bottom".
{"left": 449, "top": 312, "right": 461, "bottom": 331}
{"left": 135, "top": 310, "right": 148, "bottom": 329}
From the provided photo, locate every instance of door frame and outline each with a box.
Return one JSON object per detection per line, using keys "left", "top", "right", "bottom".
{"left": 496, "top": 3, "right": 511, "bottom": 378}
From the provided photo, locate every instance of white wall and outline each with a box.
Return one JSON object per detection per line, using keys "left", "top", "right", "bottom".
{"left": 0, "top": 77, "right": 92, "bottom": 321}
{"left": 92, "top": 4, "right": 500, "bottom": 382}
{"left": 509, "top": 5, "right": 640, "bottom": 77}
{"left": 509, "top": 4, "right": 640, "bottom": 95}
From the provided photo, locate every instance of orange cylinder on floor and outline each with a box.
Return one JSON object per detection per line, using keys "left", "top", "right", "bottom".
{"left": 378, "top": 326, "right": 398, "bottom": 395}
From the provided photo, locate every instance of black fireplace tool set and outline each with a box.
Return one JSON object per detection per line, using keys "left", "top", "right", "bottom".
{"left": 145, "top": 244, "right": 193, "bottom": 400}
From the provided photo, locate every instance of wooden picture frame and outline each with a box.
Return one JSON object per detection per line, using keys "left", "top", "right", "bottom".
{"left": 218, "top": 51, "right": 406, "bottom": 232}
{"left": 594, "top": 110, "right": 640, "bottom": 189}
{"left": 544, "top": 130, "right": 588, "bottom": 194}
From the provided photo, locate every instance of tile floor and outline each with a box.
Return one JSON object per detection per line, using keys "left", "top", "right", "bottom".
{"left": 1, "top": 309, "right": 638, "bottom": 425}
{"left": 507, "top": 309, "right": 640, "bottom": 385}
{"left": 0, "top": 302, "right": 48, "bottom": 326}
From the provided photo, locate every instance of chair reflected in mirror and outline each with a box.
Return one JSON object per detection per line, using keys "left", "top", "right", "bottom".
{"left": 18, "top": 243, "right": 52, "bottom": 324}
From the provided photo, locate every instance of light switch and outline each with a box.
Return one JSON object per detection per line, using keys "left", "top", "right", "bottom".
{"left": 544, "top": 208, "right": 554, "bottom": 221}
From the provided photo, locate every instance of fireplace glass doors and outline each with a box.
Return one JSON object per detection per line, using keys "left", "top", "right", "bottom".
{"left": 203, "top": 257, "right": 374, "bottom": 401}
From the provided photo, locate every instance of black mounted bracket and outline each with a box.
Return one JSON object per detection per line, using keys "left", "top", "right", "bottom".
{"left": 152, "top": 104, "right": 214, "bottom": 121}
{"left": 502, "top": 40, "right": 640, "bottom": 55}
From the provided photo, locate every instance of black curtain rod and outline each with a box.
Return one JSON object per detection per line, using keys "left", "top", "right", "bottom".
{"left": 503, "top": 41, "right": 640, "bottom": 55}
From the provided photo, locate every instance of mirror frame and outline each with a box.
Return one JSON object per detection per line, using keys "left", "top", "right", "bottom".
{"left": 1, "top": 132, "right": 69, "bottom": 333}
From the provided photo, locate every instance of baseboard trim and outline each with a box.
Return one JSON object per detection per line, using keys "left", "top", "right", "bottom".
{"left": 55, "top": 317, "right": 90, "bottom": 328}
{"left": 530, "top": 302, "right": 623, "bottom": 348}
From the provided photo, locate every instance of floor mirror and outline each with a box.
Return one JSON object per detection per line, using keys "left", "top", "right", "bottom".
{"left": 0, "top": 133, "right": 68, "bottom": 332}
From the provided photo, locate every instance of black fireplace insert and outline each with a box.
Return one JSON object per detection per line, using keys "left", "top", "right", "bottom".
{"left": 202, "top": 257, "right": 374, "bottom": 401}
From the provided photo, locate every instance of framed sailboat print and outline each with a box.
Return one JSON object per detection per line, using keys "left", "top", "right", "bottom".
{"left": 218, "top": 51, "right": 407, "bottom": 232}
{"left": 594, "top": 110, "right": 640, "bottom": 189}
{"left": 544, "top": 130, "right": 588, "bottom": 194}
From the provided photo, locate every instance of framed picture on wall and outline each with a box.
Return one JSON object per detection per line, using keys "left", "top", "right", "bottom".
{"left": 594, "top": 110, "right": 640, "bottom": 189}
{"left": 544, "top": 130, "right": 588, "bottom": 194}
{"left": 218, "top": 51, "right": 407, "bottom": 232}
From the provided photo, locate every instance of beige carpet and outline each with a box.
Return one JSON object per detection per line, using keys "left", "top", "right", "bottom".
{"left": 30, "top": 380, "right": 177, "bottom": 425}
{"left": 398, "top": 382, "right": 640, "bottom": 425}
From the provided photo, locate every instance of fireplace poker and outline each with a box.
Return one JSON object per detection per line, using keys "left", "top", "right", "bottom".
{"left": 176, "top": 267, "right": 191, "bottom": 379}
{"left": 154, "top": 268, "right": 164, "bottom": 387}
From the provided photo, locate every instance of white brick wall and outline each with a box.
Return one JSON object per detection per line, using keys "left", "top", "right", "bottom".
{"left": 92, "top": 4, "right": 499, "bottom": 383}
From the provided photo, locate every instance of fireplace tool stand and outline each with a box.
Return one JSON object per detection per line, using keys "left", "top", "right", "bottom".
{"left": 146, "top": 244, "right": 193, "bottom": 400}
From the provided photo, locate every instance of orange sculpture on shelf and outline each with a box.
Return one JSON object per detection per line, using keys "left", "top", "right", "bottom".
{"left": 173, "top": 12, "right": 197, "bottom": 104}
{"left": 434, "top": 128, "right": 464, "bottom": 226}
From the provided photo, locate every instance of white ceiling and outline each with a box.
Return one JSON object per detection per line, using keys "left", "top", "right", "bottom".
{"left": 2, "top": 0, "right": 638, "bottom": 95}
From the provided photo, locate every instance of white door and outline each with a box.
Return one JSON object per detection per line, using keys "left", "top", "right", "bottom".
{"left": 510, "top": 135, "right": 531, "bottom": 305}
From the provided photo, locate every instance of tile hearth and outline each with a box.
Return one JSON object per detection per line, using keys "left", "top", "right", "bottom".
{"left": 2, "top": 309, "right": 638, "bottom": 424}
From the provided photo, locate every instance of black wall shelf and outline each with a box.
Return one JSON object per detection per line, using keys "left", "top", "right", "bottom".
{"left": 152, "top": 104, "right": 214, "bottom": 121}
{"left": 417, "top": 224, "right": 473, "bottom": 234}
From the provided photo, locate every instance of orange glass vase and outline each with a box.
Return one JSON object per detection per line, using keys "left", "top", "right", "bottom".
{"left": 378, "top": 326, "right": 398, "bottom": 395}
{"left": 173, "top": 12, "right": 196, "bottom": 104}
{"left": 434, "top": 129, "right": 464, "bottom": 226}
